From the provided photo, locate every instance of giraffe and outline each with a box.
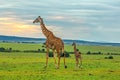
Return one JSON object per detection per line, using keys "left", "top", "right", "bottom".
{"left": 33, "top": 16, "right": 67, "bottom": 69}
{"left": 72, "top": 42, "right": 82, "bottom": 69}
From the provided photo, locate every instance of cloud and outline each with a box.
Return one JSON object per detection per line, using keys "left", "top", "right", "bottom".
{"left": 48, "top": 16, "right": 65, "bottom": 20}
{"left": 59, "top": 26, "right": 91, "bottom": 40}
{"left": 0, "top": 15, "right": 65, "bottom": 38}
{"left": 0, "top": 0, "right": 120, "bottom": 42}
{"left": 45, "top": 25, "right": 64, "bottom": 37}
{"left": 0, "top": 16, "right": 42, "bottom": 38}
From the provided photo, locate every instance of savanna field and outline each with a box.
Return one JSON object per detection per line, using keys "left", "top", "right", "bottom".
{"left": 0, "top": 42, "right": 120, "bottom": 80}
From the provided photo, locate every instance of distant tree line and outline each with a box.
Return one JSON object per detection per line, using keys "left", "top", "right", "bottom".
{"left": 86, "top": 51, "right": 102, "bottom": 55}
{"left": 48, "top": 51, "right": 70, "bottom": 57}
{"left": 104, "top": 55, "right": 114, "bottom": 59}
{"left": 86, "top": 51, "right": 120, "bottom": 55}
{"left": 0, "top": 47, "right": 120, "bottom": 58}
{"left": 0, "top": 47, "right": 45, "bottom": 53}
{"left": 1, "top": 41, "right": 38, "bottom": 44}
{"left": 0, "top": 47, "right": 70, "bottom": 57}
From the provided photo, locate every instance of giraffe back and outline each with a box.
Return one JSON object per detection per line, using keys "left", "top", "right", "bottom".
{"left": 46, "top": 36, "right": 64, "bottom": 54}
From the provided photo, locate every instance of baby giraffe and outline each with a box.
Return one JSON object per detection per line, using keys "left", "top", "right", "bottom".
{"left": 72, "top": 42, "right": 82, "bottom": 69}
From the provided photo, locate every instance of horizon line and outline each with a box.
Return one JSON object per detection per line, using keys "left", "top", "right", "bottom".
{"left": 0, "top": 35, "right": 120, "bottom": 44}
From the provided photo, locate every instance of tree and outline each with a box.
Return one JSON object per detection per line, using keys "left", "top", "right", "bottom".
{"left": 38, "top": 49, "right": 41, "bottom": 52}
{"left": 86, "top": 51, "right": 91, "bottom": 55}
{"left": 42, "top": 49, "right": 45, "bottom": 52}
{"left": 0, "top": 47, "right": 5, "bottom": 52}
{"left": 8, "top": 48, "right": 12, "bottom": 52}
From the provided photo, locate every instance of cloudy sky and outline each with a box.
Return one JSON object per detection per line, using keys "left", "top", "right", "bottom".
{"left": 0, "top": 0, "right": 120, "bottom": 43}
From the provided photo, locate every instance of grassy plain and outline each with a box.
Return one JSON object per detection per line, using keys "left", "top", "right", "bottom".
{"left": 1, "top": 42, "right": 120, "bottom": 54}
{"left": 0, "top": 42, "right": 120, "bottom": 80}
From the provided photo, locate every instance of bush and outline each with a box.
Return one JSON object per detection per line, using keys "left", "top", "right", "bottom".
{"left": 69, "top": 52, "right": 74, "bottom": 54}
{"left": 49, "top": 52, "right": 53, "bottom": 57}
{"left": 8, "top": 48, "right": 12, "bottom": 52}
{"left": 38, "top": 49, "right": 41, "bottom": 52}
{"left": 107, "top": 53, "right": 110, "bottom": 55}
{"left": 86, "top": 51, "right": 102, "bottom": 55}
{"left": 98, "top": 52, "right": 102, "bottom": 54}
{"left": 12, "top": 50, "right": 21, "bottom": 52}
{"left": 23, "top": 50, "right": 38, "bottom": 53}
{"left": 65, "top": 52, "right": 70, "bottom": 57}
{"left": 104, "top": 57, "right": 108, "bottom": 59}
{"left": 48, "top": 51, "right": 70, "bottom": 57}
{"left": 104, "top": 55, "right": 114, "bottom": 59}
{"left": 108, "top": 56, "right": 114, "bottom": 59}
{"left": 86, "top": 51, "right": 91, "bottom": 55}
{"left": 61, "top": 51, "right": 70, "bottom": 57}
{"left": 41, "top": 49, "right": 45, "bottom": 52}
{"left": 0, "top": 47, "right": 5, "bottom": 52}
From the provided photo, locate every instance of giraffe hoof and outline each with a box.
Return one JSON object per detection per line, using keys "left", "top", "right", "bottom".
{"left": 65, "top": 65, "right": 67, "bottom": 69}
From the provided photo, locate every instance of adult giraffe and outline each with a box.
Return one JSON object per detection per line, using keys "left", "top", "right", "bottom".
{"left": 33, "top": 16, "right": 67, "bottom": 69}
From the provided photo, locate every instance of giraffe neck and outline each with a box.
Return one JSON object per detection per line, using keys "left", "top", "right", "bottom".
{"left": 38, "top": 18, "right": 53, "bottom": 38}
{"left": 74, "top": 44, "right": 77, "bottom": 52}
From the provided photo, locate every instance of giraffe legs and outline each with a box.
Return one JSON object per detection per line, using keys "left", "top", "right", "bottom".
{"left": 75, "top": 57, "right": 82, "bottom": 70}
{"left": 62, "top": 49, "right": 67, "bottom": 68}
{"left": 53, "top": 50, "right": 57, "bottom": 68}
{"left": 57, "top": 54, "right": 61, "bottom": 69}
{"left": 55, "top": 49, "right": 61, "bottom": 69}
{"left": 63, "top": 53, "right": 67, "bottom": 68}
{"left": 75, "top": 57, "right": 79, "bottom": 69}
{"left": 79, "top": 56, "right": 82, "bottom": 68}
{"left": 44, "top": 48, "right": 49, "bottom": 68}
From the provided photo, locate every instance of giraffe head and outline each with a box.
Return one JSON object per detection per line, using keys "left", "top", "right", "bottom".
{"left": 72, "top": 42, "right": 76, "bottom": 46}
{"left": 33, "top": 16, "right": 43, "bottom": 24}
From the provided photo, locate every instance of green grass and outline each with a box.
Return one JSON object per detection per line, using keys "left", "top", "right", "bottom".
{"left": 0, "top": 53, "right": 120, "bottom": 80}
{"left": 65, "top": 45, "right": 120, "bottom": 54}
{"left": 0, "top": 42, "right": 42, "bottom": 50}
{"left": 0, "top": 42, "right": 120, "bottom": 80}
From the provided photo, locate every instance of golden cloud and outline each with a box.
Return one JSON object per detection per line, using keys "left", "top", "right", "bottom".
{"left": 0, "top": 17, "right": 42, "bottom": 38}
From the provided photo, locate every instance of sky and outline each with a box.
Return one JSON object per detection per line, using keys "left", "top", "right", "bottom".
{"left": 0, "top": 0, "right": 120, "bottom": 43}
